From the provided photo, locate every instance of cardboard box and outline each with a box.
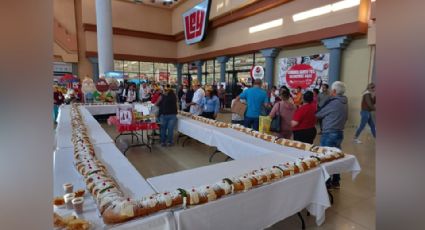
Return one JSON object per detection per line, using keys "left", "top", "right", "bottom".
{"left": 231, "top": 100, "right": 246, "bottom": 117}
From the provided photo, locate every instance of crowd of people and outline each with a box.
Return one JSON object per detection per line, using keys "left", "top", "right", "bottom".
{"left": 55, "top": 77, "right": 376, "bottom": 188}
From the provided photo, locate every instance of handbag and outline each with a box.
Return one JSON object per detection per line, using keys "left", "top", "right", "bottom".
{"left": 270, "top": 102, "right": 281, "bottom": 133}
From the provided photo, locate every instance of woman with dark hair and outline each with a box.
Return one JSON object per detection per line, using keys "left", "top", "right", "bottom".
{"left": 200, "top": 88, "right": 220, "bottom": 119}
{"left": 156, "top": 85, "right": 178, "bottom": 147}
{"left": 291, "top": 91, "right": 317, "bottom": 144}
{"left": 269, "top": 89, "right": 296, "bottom": 139}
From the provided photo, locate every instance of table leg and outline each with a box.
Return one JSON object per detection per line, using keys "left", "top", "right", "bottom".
{"left": 182, "top": 136, "right": 192, "bottom": 147}
{"left": 209, "top": 149, "right": 221, "bottom": 163}
{"left": 176, "top": 133, "right": 186, "bottom": 144}
{"left": 297, "top": 212, "right": 306, "bottom": 230}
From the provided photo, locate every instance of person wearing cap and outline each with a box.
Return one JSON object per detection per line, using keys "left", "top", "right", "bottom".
{"left": 199, "top": 88, "right": 220, "bottom": 119}
{"left": 156, "top": 84, "right": 178, "bottom": 147}
{"left": 235, "top": 79, "right": 269, "bottom": 131}
{"left": 187, "top": 81, "right": 205, "bottom": 115}
{"left": 291, "top": 91, "right": 318, "bottom": 144}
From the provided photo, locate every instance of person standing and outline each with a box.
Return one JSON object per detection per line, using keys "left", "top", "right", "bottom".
{"left": 313, "top": 88, "right": 319, "bottom": 105}
{"left": 53, "top": 86, "right": 64, "bottom": 122}
{"left": 318, "top": 83, "right": 331, "bottom": 108}
{"left": 200, "top": 88, "right": 220, "bottom": 119}
{"left": 184, "top": 85, "right": 194, "bottom": 112}
{"left": 236, "top": 79, "right": 269, "bottom": 131}
{"left": 317, "top": 83, "right": 331, "bottom": 134}
{"left": 156, "top": 85, "right": 178, "bottom": 147}
{"left": 150, "top": 85, "right": 162, "bottom": 104}
{"left": 291, "top": 91, "right": 317, "bottom": 144}
{"left": 353, "top": 83, "right": 376, "bottom": 143}
{"left": 217, "top": 84, "right": 226, "bottom": 110}
{"left": 269, "top": 89, "right": 296, "bottom": 139}
{"left": 117, "top": 81, "right": 124, "bottom": 103}
{"left": 139, "top": 82, "right": 151, "bottom": 102}
{"left": 316, "top": 81, "right": 348, "bottom": 189}
{"left": 188, "top": 81, "right": 205, "bottom": 115}
{"left": 269, "top": 86, "right": 281, "bottom": 106}
{"left": 293, "top": 86, "right": 303, "bottom": 107}
{"left": 177, "top": 84, "right": 184, "bottom": 109}
{"left": 125, "top": 84, "right": 137, "bottom": 103}
{"left": 121, "top": 82, "right": 129, "bottom": 102}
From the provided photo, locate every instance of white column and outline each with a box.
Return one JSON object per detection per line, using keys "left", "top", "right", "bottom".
{"left": 95, "top": 0, "right": 114, "bottom": 77}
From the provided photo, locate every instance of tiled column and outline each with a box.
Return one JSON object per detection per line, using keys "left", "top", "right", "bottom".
{"left": 216, "top": 56, "right": 230, "bottom": 84}
{"left": 174, "top": 63, "right": 183, "bottom": 90}
{"left": 260, "top": 48, "right": 280, "bottom": 89}
{"left": 95, "top": 0, "right": 114, "bottom": 76}
{"left": 88, "top": 57, "right": 99, "bottom": 82}
{"left": 194, "top": 60, "right": 204, "bottom": 84}
{"left": 322, "top": 36, "right": 351, "bottom": 85}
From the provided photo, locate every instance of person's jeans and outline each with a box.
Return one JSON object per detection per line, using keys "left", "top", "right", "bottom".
{"left": 160, "top": 114, "right": 177, "bottom": 144}
{"left": 355, "top": 110, "right": 376, "bottom": 138}
{"left": 244, "top": 116, "right": 259, "bottom": 131}
{"left": 320, "top": 131, "right": 344, "bottom": 185}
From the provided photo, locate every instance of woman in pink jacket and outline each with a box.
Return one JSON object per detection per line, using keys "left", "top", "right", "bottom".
{"left": 269, "top": 89, "right": 297, "bottom": 139}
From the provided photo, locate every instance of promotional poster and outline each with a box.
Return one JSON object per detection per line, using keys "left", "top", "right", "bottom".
{"left": 278, "top": 53, "right": 330, "bottom": 90}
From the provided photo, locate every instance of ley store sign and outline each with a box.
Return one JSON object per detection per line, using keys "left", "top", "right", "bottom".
{"left": 182, "top": 0, "right": 211, "bottom": 45}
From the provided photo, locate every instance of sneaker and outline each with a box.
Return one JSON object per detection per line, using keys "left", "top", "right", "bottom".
{"left": 160, "top": 143, "right": 166, "bottom": 147}
{"left": 167, "top": 143, "right": 174, "bottom": 147}
{"left": 353, "top": 138, "right": 362, "bottom": 144}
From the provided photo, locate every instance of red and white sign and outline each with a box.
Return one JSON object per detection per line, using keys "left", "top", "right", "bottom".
{"left": 285, "top": 64, "right": 317, "bottom": 89}
{"left": 250, "top": 65, "right": 265, "bottom": 80}
{"left": 183, "top": 0, "right": 211, "bottom": 45}
{"left": 159, "top": 72, "right": 170, "bottom": 81}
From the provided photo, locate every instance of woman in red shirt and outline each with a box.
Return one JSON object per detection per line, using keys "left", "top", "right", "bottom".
{"left": 291, "top": 91, "right": 317, "bottom": 144}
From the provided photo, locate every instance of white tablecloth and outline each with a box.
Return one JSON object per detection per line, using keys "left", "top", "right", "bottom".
{"left": 319, "top": 154, "right": 361, "bottom": 180}
{"left": 176, "top": 116, "right": 222, "bottom": 146}
{"left": 175, "top": 117, "right": 361, "bottom": 180}
{"left": 213, "top": 128, "right": 313, "bottom": 160}
{"left": 147, "top": 154, "right": 330, "bottom": 229}
{"left": 56, "top": 105, "right": 114, "bottom": 149}
{"left": 84, "top": 104, "right": 133, "bottom": 116}
{"left": 54, "top": 143, "right": 176, "bottom": 230}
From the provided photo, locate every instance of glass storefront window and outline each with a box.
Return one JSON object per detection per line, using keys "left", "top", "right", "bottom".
{"left": 124, "top": 61, "right": 139, "bottom": 73}
{"left": 254, "top": 52, "right": 266, "bottom": 67}
{"left": 234, "top": 54, "right": 254, "bottom": 71}
{"left": 114, "top": 60, "right": 124, "bottom": 72}
{"left": 139, "top": 62, "right": 154, "bottom": 81}
{"left": 154, "top": 63, "right": 169, "bottom": 83}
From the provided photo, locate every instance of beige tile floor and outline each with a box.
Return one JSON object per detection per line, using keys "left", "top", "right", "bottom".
{"left": 100, "top": 112, "right": 375, "bottom": 230}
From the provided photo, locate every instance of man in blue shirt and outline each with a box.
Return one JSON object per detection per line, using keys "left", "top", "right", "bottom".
{"left": 236, "top": 79, "right": 269, "bottom": 131}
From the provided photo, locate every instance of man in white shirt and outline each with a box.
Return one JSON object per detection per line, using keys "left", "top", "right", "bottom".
{"left": 139, "top": 82, "right": 151, "bottom": 102}
{"left": 188, "top": 82, "right": 205, "bottom": 115}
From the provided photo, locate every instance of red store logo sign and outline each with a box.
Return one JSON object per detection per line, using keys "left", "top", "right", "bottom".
{"left": 183, "top": 0, "right": 211, "bottom": 45}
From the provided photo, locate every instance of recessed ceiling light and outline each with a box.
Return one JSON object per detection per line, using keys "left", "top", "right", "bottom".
{"left": 249, "top": 18, "right": 284, "bottom": 34}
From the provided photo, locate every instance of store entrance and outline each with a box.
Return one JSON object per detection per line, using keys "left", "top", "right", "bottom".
{"left": 224, "top": 69, "right": 252, "bottom": 107}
